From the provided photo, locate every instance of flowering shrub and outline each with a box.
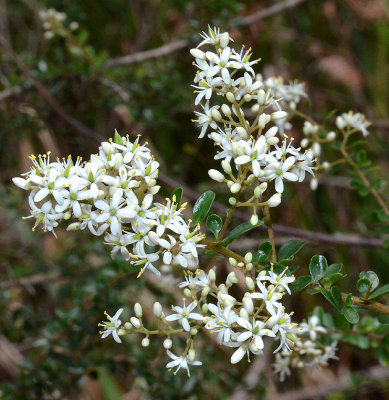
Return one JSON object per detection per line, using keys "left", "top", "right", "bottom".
{"left": 12, "top": 25, "right": 389, "bottom": 386}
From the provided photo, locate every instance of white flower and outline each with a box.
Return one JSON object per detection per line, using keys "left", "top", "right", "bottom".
{"left": 206, "top": 303, "right": 238, "bottom": 344}
{"left": 263, "top": 156, "right": 298, "bottom": 193}
{"left": 165, "top": 350, "right": 202, "bottom": 376}
{"left": 257, "top": 269, "right": 295, "bottom": 294}
{"left": 99, "top": 308, "right": 123, "bottom": 343}
{"left": 273, "top": 353, "right": 291, "bottom": 381}
{"left": 336, "top": 111, "right": 370, "bottom": 136}
{"left": 250, "top": 281, "right": 283, "bottom": 314}
{"left": 193, "top": 102, "right": 220, "bottom": 138}
{"left": 236, "top": 317, "right": 275, "bottom": 350}
{"left": 299, "top": 315, "right": 326, "bottom": 341}
{"left": 165, "top": 300, "right": 203, "bottom": 331}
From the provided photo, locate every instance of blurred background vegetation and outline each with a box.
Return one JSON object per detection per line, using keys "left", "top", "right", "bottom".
{"left": 1, "top": 0, "right": 389, "bottom": 398}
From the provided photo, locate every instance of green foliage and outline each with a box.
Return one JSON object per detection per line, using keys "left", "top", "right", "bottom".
{"left": 309, "top": 255, "right": 328, "bottom": 282}
{"left": 252, "top": 241, "right": 272, "bottom": 264}
{"left": 218, "top": 220, "right": 264, "bottom": 247}
{"left": 277, "top": 239, "right": 305, "bottom": 263}
{"left": 206, "top": 214, "right": 223, "bottom": 238}
{"left": 192, "top": 191, "right": 215, "bottom": 224}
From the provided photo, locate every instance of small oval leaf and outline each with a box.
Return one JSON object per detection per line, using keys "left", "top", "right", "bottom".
{"left": 309, "top": 255, "right": 328, "bottom": 282}
{"left": 278, "top": 240, "right": 305, "bottom": 262}
{"left": 206, "top": 214, "right": 223, "bottom": 238}
{"left": 192, "top": 191, "right": 215, "bottom": 224}
{"left": 343, "top": 307, "right": 359, "bottom": 324}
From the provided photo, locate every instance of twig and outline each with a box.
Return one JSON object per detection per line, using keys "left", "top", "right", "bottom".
{"left": 103, "top": 0, "right": 308, "bottom": 70}
{"left": 0, "top": 271, "right": 61, "bottom": 290}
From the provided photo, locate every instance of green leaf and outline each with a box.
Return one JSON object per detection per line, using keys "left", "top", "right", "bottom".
{"left": 343, "top": 307, "right": 359, "bottom": 324}
{"left": 357, "top": 278, "right": 371, "bottom": 296}
{"left": 290, "top": 275, "right": 312, "bottom": 293}
{"left": 278, "top": 240, "right": 305, "bottom": 263}
{"left": 171, "top": 187, "right": 183, "bottom": 207}
{"left": 368, "top": 284, "right": 389, "bottom": 301}
{"left": 309, "top": 255, "right": 328, "bottom": 282}
{"left": 192, "top": 191, "right": 215, "bottom": 224}
{"left": 206, "top": 214, "right": 223, "bottom": 239}
{"left": 359, "top": 271, "right": 379, "bottom": 291}
{"left": 378, "top": 347, "right": 389, "bottom": 367}
{"left": 219, "top": 220, "right": 264, "bottom": 247}
{"left": 324, "top": 263, "right": 342, "bottom": 277}
{"left": 344, "top": 293, "right": 353, "bottom": 307}
{"left": 331, "top": 286, "right": 343, "bottom": 310}
{"left": 321, "top": 273, "right": 344, "bottom": 288}
{"left": 378, "top": 315, "right": 389, "bottom": 325}
{"left": 319, "top": 289, "right": 337, "bottom": 308}
{"left": 335, "top": 314, "right": 350, "bottom": 331}
{"left": 253, "top": 241, "right": 272, "bottom": 264}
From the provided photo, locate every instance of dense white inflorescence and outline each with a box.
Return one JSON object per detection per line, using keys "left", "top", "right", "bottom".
{"left": 13, "top": 26, "right": 340, "bottom": 379}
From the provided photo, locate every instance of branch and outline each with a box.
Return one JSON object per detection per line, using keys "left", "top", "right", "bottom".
{"left": 0, "top": 271, "right": 61, "bottom": 290}
{"left": 103, "top": 0, "right": 308, "bottom": 70}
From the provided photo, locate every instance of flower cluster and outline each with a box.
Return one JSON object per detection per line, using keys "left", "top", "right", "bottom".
{"left": 336, "top": 111, "right": 371, "bottom": 137}
{"left": 273, "top": 315, "right": 338, "bottom": 381}
{"left": 13, "top": 132, "right": 204, "bottom": 277}
{"left": 39, "top": 8, "right": 79, "bottom": 40}
{"left": 190, "top": 27, "right": 315, "bottom": 222}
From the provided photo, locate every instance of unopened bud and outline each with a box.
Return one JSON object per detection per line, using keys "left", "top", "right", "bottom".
{"left": 239, "top": 308, "right": 249, "bottom": 320}
{"left": 312, "top": 142, "right": 321, "bottom": 156}
{"left": 188, "top": 348, "right": 196, "bottom": 361}
{"left": 134, "top": 303, "right": 143, "bottom": 317}
{"left": 322, "top": 161, "right": 330, "bottom": 170}
{"left": 226, "top": 92, "right": 235, "bottom": 103}
{"left": 245, "top": 263, "right": 253, "bottom": 271}
{"left": 265, "top": 126, "right": 278, "bottom": 138}
{"left": 236, "top": 126, "right": 247, "bottom": 139}
{"left": 246, "top": 277, "right": 255, "bottom": 291}
{"left": 271, "top": 111, "right": 288, "bottom": 120}
{"left": 208, "top": 169, "right": 224, "bottom": 182}
{"left": 243, "top": 297, "right": 254, "bottom": 314}
{"left": 124, "top": 322, "right": 133, "bottom": 330}
{"left": 244, "top": 94, "right": 252, "bottom": 102}
{"left": 211, "top": 109, "right": 222, "bottom": 121}
{"left": 202, "top": 303, "right": 208, "bottom": 313}
{"left": 245, "top": 252, "right": 253, "bottom": 263}
{"left": 153, "top": 302, "right": 162, "bottom": 317}
{"left": 163, "top": 338, "right": 172, "bottom": 349}
{"left": 220, "top": 32, "right": 230, "bottom": 48}
{"left": 257, "top": 89, "right": 266, "bottom": 105}
{"left": 184, "top": 288, "right": 192, "bottom": 298}
{"left": 301, "top": 138, "right": 309, "bottom": 148}
{"left": 267, "top": 137, "right": 279, "bottom": 146}
{"left": 250, "top": 214, "right": 259, "bottom": 225}
{"left": 67, "top": 222, "right": 80, "bottom": 232}
{"left": 310, "top": 178, "right": 318, "bottom": 191}
{"left": 229, "top": 197, "right": 237, "bottom": 206}
{"left": 142, "top": 337, "right": 150, "bottom": 347}
{"left": 221, "top": 104, "right": 231, "bottom": 118}
{"left": 221, "top": 160, "right": 232, "bottom": 174}
{"left": 230, "top": 182, "right": 241, "bottom": 193}
{"left": 268, "top": 193, "right": 282, "bottom": 207}
{"left": 326, "top": 131, "right": 336, "bottom": 141}
{"left": 190, "top": 327, "right": 198, "bottom": 336}
{"left": 208, "top": 269, "right": 216, "bottom": 281}
{"left": 130, "top": 317, "right": 140, "bottom": 328}
{"left": 201, "top": 286, "right": 210, "bottom": 297}
{"left": 229, "top": 257, "right": 237, "bottom": 267}
{"left": 190, "top": 48, "right": 206, "bottom": 59}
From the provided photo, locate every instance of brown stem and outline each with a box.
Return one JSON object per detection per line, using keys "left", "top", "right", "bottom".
{"left": 217, "top": 206, "right": 235, "bottom": 241}
{"left": 341, "top": 292, "right": 389, "bottom": 315}
{"left": 262, "top": 197, "right": 277, "bottom": 263}
{"left": 201, "top": 238, "right": 245, "bottom": 264}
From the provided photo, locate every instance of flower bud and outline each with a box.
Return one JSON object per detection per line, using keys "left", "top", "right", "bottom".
{"left": 271, "top": 111, "right": 288, "bottom": 120}
{"left": 310, "top": 178, "right": 318, "bottom": 191}
{"left": 267, "top": 137, "right": 279, "bottom": 146}
{"left": 243, "top": 297, "right": 254, "bottom": 314}
{"left": 229, "top": 257, "right": 237, "bottom": 267}
{"left": 130, "top": 317, "right": 140, "bottom": 328}
{"left": 231, "top": 345, "right": 246, "bottom": 364}
{"left": 267, "top": 315, "right": 279, "bottom": 328}
{"left": 124, "top": 322, "right": 132, "bottom": 330}
{"left": 227, "top": 272, "right": 238, "bottom": 285}
{"left": 239, "top": 308, "right": 249, "bottom": 320}
{"left": 118, "top": 328, "right": 126, "bottom": 336}
{"left": 322, "top": 161, "right": 330, "bottom": 170}
{"left": 221, "top": 104, "right": 231, "bottom": 118}
{"left": 246, "top": 277, "right": 255, "bottom": 291}
{"left": 149, "top": 185, "right": 160, "bottom": 195}
{"left": 326, "top": 131, "right": 336, "bottom": 141}
{"left": 254, "top": 186, "right": 262, "bottom": 198}
{"left": 336, "top": 116, "right": 346, "bottom": 129}
{"left": 210, "top": 132, "right": 222, "bottom": 142}
{"left": 188, "top": 348, "right": 196, "bottom": 361}
{"left": 141, "top": 337, "right": 150, "bottom": 347}
{"left": 258, "top": 113, "right": 269, "bottom": 129}
{"left": 208, "top": 269, "right": 216, "bottom": 282}
{"left": 163, "top": 338, "right": 172, "bottom": 349}
{"left": 251, "top": 103, "right": 260, "bottom": 113}
{"left": 201, "top": 286, "right": 210, "bottom": 297}
{"left": 148, "top": 231, "right": 160, "bottom": 245}
{"left": 244, "top": 94, "right": 252, "bottom": 102}
{"left": 226, "top": 92, "right": 235, "bottom": 103}
{"left": 190, "top": 48, "right": 206, "bottom": 59}
{"left": 12, "top": 177, "right": 30, "bottom": 190}
{"left": 208, "top": 169, "right": 225, "bottom": 182}
{"left": 237, "top": 262, "right": 245, "bottom": 268}
{"left": 134, "top": 303, "right": 143, "bottom": 317}
{"left": 250, "top": 214, "right": 259, "bottom": 225}
{"left": 67, "top": 222, "right": 80, "bottom": 232}
{"left": 190, "top": 327, "right": 198, "bottom": 336}
{"left": 265, "top": 126, "right": 278, "bottom": 138}
{"left": 147, "top": 178, "right": 156, "bottom": 187}
{"left": 219, "top": 293, "right": 236, "bottom": 306}
{"left": 202, "top": 303, "right": 208, "bottom": 313}
{"left": 268, "top": 193, "right": 282, "bottom": 207}
{"left": 312, "top": 142, "right": 321, "bottom": 156}
{"left": 184, "top": 288, "right": 192, "bottom": 298}
{"left": 257, "top": 89, "right": 266, "bottom": 105}
{"left": 244, "top": 252, "right": 253, "bottom": 263}
{"left": 229, "top": 197, "right": 237, "bottom": 206}
{"left": 220, "top": 32, "right": 230, "bottom": 48}
{"left": 221, "top": 160, "right": 232, "bottom": 174}
{"left": 300, "top": 138, "right": 309, "bottom": 148}
{"left": 245, "top": 263, "right": 253, "bottom": 271}
{"left": 153, "top": 302, "right": 162, "bottom": 317}
{"left": 230, "top": 183, "right": 241, "bottom": 193}
{"left": 211, "top": 109, "right": 222, "bottom": 121}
